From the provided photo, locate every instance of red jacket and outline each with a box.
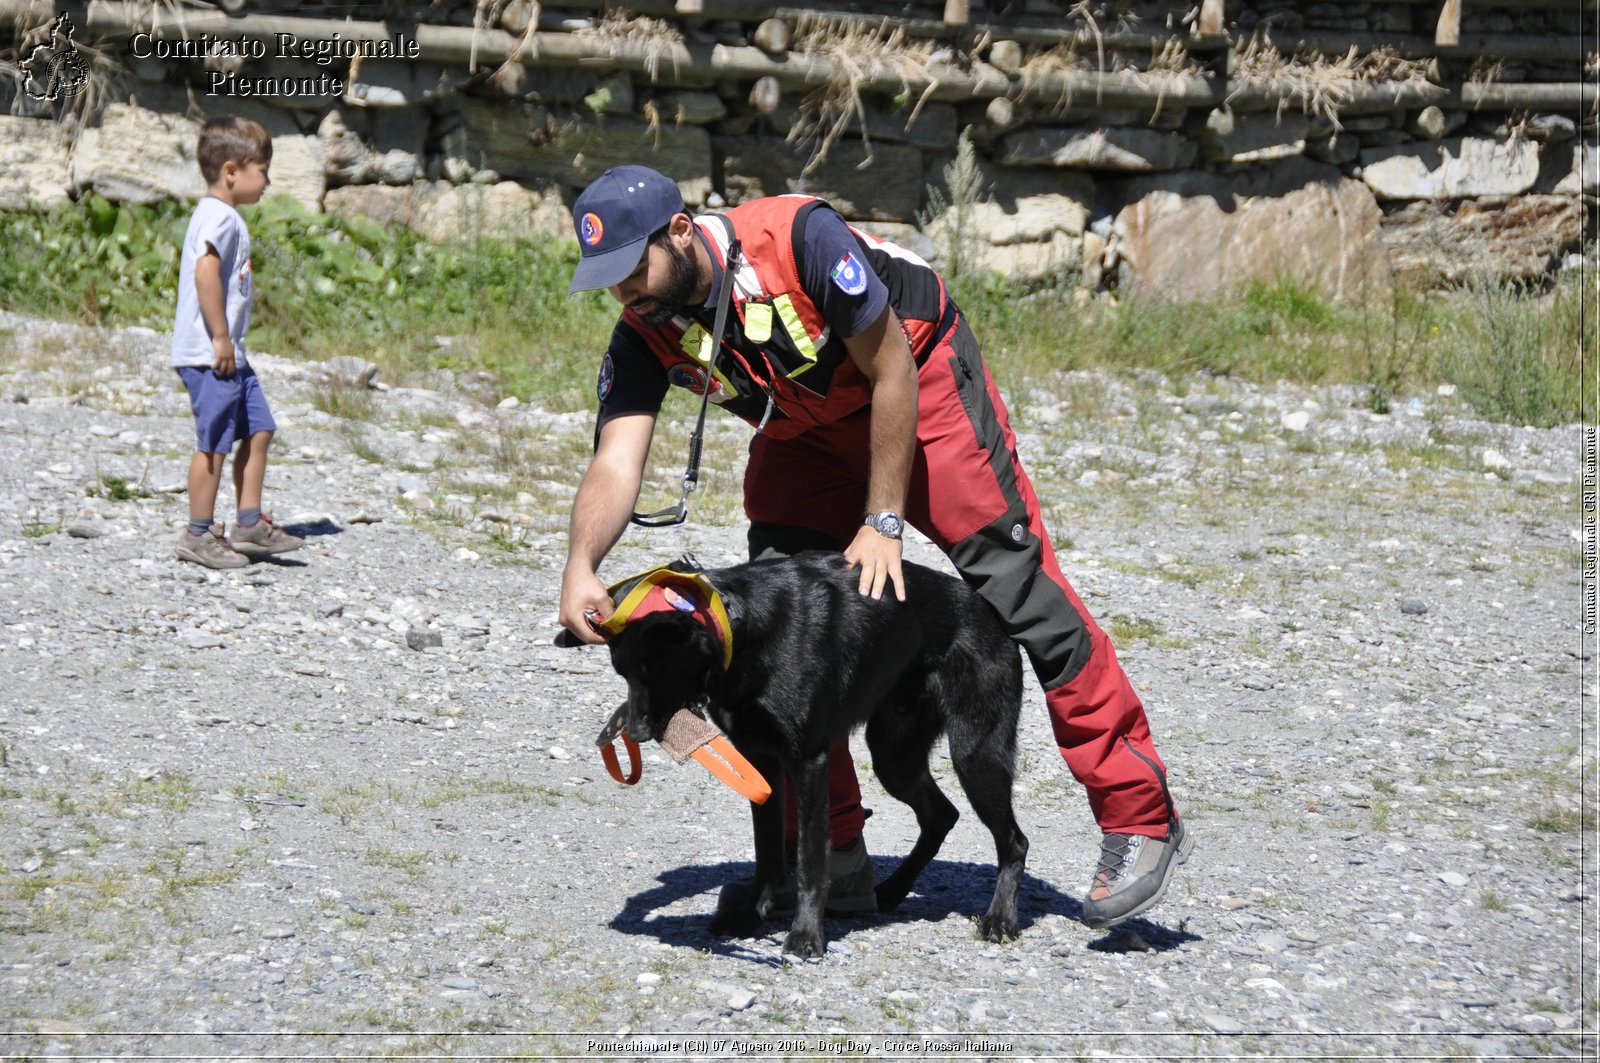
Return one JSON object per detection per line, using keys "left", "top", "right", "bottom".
{"left": 620, "top": 196, "right": 954, "bottom": 440}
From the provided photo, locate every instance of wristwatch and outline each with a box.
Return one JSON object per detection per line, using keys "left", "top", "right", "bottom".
{"left": 864, "top": 512, "right": 904, "bottom": 540}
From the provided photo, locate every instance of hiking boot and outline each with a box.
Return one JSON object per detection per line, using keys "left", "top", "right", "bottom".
{"left": 228, "top": 512, "right": 304, "bottom": 557}
{"left": 1081, "top": 817, "right": 1194, "bottom": 930}
{"left": 176, "top": 524, "right": 248, "bottom": 570}
{"left": 719, "top": 837, "right": 879, "bottom": 918}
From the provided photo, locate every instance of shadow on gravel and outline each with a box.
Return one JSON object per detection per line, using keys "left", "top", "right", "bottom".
{"left": 609, "top": 856, "right": 1200, "bottom": 959}
{"left": 282, "top": 519, "right": 344, "bottom": 538}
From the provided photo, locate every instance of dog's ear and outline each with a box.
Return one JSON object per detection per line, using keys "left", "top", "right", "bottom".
{"left": 553, "top": 628, "right": 585, "bottom": 649}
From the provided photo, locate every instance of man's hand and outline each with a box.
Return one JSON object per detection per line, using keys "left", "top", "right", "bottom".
{"left": 558, "top": 567, "right": 614, "bottom": 645}
{"left": 844, "top": 524, "right": 905, "bottom": 601}
{"left": 211, "top": 335, "right": 236, "bottom": 377}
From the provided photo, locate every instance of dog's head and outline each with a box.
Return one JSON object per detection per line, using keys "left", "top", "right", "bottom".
{"left": 607, "top": 611, "right": 724, "bottom": 742}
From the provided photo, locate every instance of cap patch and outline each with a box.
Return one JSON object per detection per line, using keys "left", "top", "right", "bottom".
{"left": 581, "top": 212, "right": 605, "bottom": 247}
{"left": 830, "top": 251, "right": 868, "bottom": 296}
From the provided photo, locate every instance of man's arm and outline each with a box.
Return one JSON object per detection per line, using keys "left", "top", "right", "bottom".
{"left": 841, "top": 304, "right": 918, "bottom": 602}
{"left": 193, "top": 247, "right": 235, "bottom": 376}
{"left": 558, "top": 412, "right": 657, "bottom": 644}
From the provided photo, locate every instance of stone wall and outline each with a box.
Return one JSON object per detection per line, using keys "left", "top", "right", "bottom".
{"left": 1, "top": 0, "right": 1593, "bottom": 299}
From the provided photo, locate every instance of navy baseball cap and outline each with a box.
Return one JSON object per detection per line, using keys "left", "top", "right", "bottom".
{"left": 568, "top": 165, "right": 686, "bottom": 294}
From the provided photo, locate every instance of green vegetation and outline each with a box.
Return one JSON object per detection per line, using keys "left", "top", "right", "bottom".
{"left": 0, "top": 194, "right": 1586, "bottom": 426}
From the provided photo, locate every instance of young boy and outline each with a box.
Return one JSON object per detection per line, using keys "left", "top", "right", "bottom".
{"left": 171, "top": 116, "right": 302, "bottom": 569}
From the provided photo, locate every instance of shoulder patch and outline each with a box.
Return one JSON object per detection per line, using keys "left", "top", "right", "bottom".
{"left": 829, "top": 250, "right": 868, "bottom": 297}
{"left": 596, "top": 352, "right": 614, "bottom": 401}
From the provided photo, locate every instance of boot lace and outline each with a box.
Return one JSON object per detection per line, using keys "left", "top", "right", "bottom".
{"left": 1093, "top": 833, "right": 1137, "bottom": 888}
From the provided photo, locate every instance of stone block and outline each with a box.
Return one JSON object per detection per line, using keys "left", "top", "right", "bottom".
{"left": 70, "top": 104, "right": 204, "bottom": 205}
{"left": 997, "top": 126, "right": 1197, "bottom": 172}
{"left": 344, "top": 61, "right": 462, "bottom": 108}
{"left": 457, "top": 101, "right": 711, "bottom": 194}
{"left": 1360, "top": 137, "right": 1541, "bottom": 200}
{"left": 1112, "top": 158, "right": 1391, "bottom": 302}
{"left": 772, "top": 100, "right": 959, "bottom": 152}
{"left": 0, "top": 115, "right": 70, "bottom": 209}
{"left": 1200, "top": 111, "right": 1311, "bottom": 163}
{"left": 720, "top": 136, "right": 924, "bottom": 222}
{"left": 1381, "top": 195, "right": 1586, "bottom": 285}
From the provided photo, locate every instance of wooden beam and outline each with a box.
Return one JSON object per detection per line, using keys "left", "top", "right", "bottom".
{"left": 1197, "top": 0, "right": 1226, "bottom": 37}
{"left": 942, "top": 0, "right": 968, "bottom": 27}
{"left": 1436, "top": 0, "right": 1462, "bottom": 46}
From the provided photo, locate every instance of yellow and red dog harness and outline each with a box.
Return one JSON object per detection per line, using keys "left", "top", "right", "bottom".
{"left": 591, "top": 565, "right": 770, "bottom": 805}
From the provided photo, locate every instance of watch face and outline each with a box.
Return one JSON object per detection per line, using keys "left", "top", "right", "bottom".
{"left": 877, "top": 514, "right": 903, "bottom": 538}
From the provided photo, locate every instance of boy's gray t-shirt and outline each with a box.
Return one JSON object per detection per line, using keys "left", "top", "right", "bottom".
{"left": 171, "top": 196, "right": 253, "bottom": 369}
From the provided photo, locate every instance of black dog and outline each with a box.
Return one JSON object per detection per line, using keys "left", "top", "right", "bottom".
{"left": 594, "top": 551, "right": 1027, "bottom": 959}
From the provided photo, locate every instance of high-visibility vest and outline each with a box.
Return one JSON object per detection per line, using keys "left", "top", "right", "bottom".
{"left": 620, "top": 195, "right": 955, "bottom": 440}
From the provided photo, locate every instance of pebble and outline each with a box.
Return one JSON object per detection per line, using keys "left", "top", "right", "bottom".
{"left": 1400, "top": 599, "right": 1429, "bottom": 615}
{"left": 405, "top": 626, "right": 443, "bottom": 651}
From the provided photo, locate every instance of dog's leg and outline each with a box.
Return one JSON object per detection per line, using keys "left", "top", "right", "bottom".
{"left": 866, "top": 714, "right": 958, "bottom": 911}
{"left": 950, "top": 731, "right": 1028, "bottom": 943}
{"left": 710, "top": 752, "right": 785, "bottom": 939}
{"left": 782, "top": 749, "right": 831, "bottom": 959}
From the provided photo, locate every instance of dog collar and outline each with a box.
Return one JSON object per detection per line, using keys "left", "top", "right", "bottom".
{"left": 597, "top": 565, "right": 734, "bottom": 670}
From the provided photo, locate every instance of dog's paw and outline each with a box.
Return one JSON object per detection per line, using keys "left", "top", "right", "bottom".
{"left": 978, "top": 913, "right": 1019, "bottom": 943}
{"left": 874, "top": 883, "right": 910, "bottom": 912}
{"left": 781, "top": 929, "right": 826, "bottom": 960}
{"left": 709, "top": 902, "right": 765, "bottom": 939}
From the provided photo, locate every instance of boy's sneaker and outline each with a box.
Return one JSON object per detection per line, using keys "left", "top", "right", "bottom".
{"left": 176, "top": 525, "right": 249, "bottom": 570}
{"left": 228, "top": 512, "right": 304, "bottom": 557}
{"left": 1081, "top": 817, "right": 1195, "bottom": 930}
{"left": 719, "top": 837, "right": 879, "bottom": 917}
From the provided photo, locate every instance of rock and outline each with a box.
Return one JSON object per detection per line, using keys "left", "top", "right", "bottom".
{"left": 1440, "top": 871, "right": 1469, "bottom": 887}
{"left": 344, "top": 62, "right": 460, "bottom": 109}
{"left": 1553, "top": 141, "right": 1597, "bottom": 196}
{"left": 720, "top": 135, "right": 925, "bottom": 222}
{"left": 442, "top": 976, "right": 478, "bottom": 990}
{"left": 1113, "top": 159, "right": 1391, "bottom": 302}
{"left": 771, "top": 100, "right": 958, "bottom": 152}
{"left": 65, "top": 525, "right": 101, "bottom": 539}
{"left": 1281, "top": 411, "right": 1311, "bottom": 432}
{"left": 1408, "top": 107, "right": 1465, "bottom": 140}
{"left": 1482, "top": 449, "right": 1510, "bottom": 470}
{"left": 70, "top": 104, "right": 204, "bottom": 205}
{"left": 0, "top": 116, "right": 70, "bottom": 210}
{"left": 646, "top": 91, "right": 728, "bottom": 127}
{"left": 71, "top": 101, "right": 323, "bottom": 209}
{"left": 177, "top": 630, "right": 226, "bottom": 650}
{"left": 1200, "top": 110, "right": 1311, "bottom": 164}
{"left": 456, "top": 102, "right": 711, "bottom": 196}
{"left": 261, "top": 926, "right": 296, "bottom": 940}
{"left": 998, "top": 127, "right": 1197, "bottom": 172}
{"left": 1525, "top": 115, "right": 1576, "bottom": 143}
{"left": 1360, "top": 137, "right": 1540, "bottom": 199}
{"left": 1400, "top": 599, "right": 1428, "bottom": 615}
{"left": 405, "top": 626, "right": 443, "bottom": 651}
{"left": 988, "top": 39, "right": 1024, "bottom": 76}
{"left": 1381, "top": 196, "right": 1585, "bottom": 285}
{"left": 317, "top": 356, "right": 379, "bottom": 390}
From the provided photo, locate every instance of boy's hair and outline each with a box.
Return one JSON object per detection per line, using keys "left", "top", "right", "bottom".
{"left": 197, "top": 116, "right": 272, "bottom": 184}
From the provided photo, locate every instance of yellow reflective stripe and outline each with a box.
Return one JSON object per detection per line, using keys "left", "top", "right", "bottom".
{"left": 676, "top": 323, "right": 740, "bottom": 399}
{"left": 773, "top": 295, "right": 819, "bottom": 378}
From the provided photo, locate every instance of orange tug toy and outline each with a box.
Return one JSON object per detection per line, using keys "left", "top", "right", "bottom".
{"left": 589, "top": 565, "right": 771, "bottom": 805}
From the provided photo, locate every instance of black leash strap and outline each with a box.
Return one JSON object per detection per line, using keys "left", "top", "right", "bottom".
{"left": 631, "top": 238, "right": 743, "bottom": 528}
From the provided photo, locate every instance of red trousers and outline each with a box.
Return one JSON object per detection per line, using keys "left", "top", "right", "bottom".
{"left": 743, "top": 317, "right": 1175, "bottom": 847}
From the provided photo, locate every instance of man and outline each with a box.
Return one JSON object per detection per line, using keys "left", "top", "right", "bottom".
{"left": 557, "top": 165, "right": 1193, "bottom": 930}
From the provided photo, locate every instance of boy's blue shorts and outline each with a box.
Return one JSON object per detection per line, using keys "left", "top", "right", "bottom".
{"left": 177, "top": 366, "right": 277, "bottom": 454}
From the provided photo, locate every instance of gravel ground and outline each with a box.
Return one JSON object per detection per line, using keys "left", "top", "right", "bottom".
{"left": 0, "top": 309, "right": 1593, "bottom": 1061}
